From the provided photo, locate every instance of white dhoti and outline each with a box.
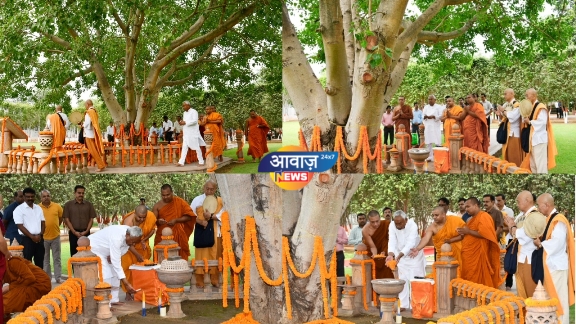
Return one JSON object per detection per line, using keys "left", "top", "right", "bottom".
{"left": 178, "top": 135, "right": 206, "bottom": 165}
{"left": 397, "top": 255, "right": 426, "bottom": 309}
{"left": 530, "top": 143, "right": 548, "bottom": 174}
{"left": 97, "top": 254, "right": 121, "bottom": 304}
{"left": 551, "top": 269, "right": 569, "bottom": 324}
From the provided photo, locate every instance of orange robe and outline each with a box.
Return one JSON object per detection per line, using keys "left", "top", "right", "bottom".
{"left": 519, "top": 103, "right": 558, "bottom": 170}
{"left": 394, "top": 105, "right": 413, "bottom": 143}
{"left": 432, "top": 216, "right": 465, "bottom": 268}
{"left": 121, "top": 210, "right": 157, "bottom": 291}
{"left": 247, "top": 116, "right": 270, "bottom": 159}
{"left": 364, "top": 220, "right": 394, "bottom": 279}
{"left": 462, "top": 103, "right": 489, "bottom": 153}
{"left": 460, "top": 211, "right": 502, "bottom": 288}
{"left": 154, "top": 197, "right": 196, "bottom": 261}
{"left": 205, "top": 112, "right": 225, "bottom": 157}
{"left": 443, "top": 105, "right": 464, "bottom": 147}
{"left": 48, "top": 113, "right": 66, "bottom": 149}
{"left": 3, "top": 256, "right": 51, "bottom": 314}
{"left": 543, "top": 213, "right": 574, "bottom": 315}
{"left": 86, "top": 109, "right": 104, "bottom": 154}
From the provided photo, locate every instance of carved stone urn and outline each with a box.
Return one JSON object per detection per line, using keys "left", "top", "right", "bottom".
{"left": 39, "top": 127, "right": 54, "bottom": 152}
{"left": 371, "top": 279, "right": 406, "bottom": 324}
{"left": 408, "top": 148, "right": 430, "bottom": 174}
{"left": 156, "top": 256, "right": 194, "bottom": 318}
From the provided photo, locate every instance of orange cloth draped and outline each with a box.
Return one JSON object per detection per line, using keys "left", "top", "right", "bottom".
{"left": 462, "top": 103, "right": 489, "bottom": 153}
{"left": 394, "top": 104, "right": 413, "bottom": 143}
{"left": 247, "top": 116, "right": 270, "bottom": 159}
{"left": 460, "top": 211, "right": 502, "bottom": 288}
{"left": 48, "top": 113, "right": 66, "bottom": 149}
{"left": 443, "top": 105, "right": 464, "bottom": 147}
{"left": 432, "top": 216, "right": 465, "bottom": 267}
{"left": 121, "top": 210, "right": 157, "bottom": 292}
{"left": 86, "top": 109, "right": 104, "bottom": 155}
{"left": 519, "top": 104, "right": 558, "bottom": 170}
{"left": 205, "top": 112, "right": 225, "bottom": 157}
{"left": 543, "top": 213, "right": 575, "bottom": 315}
{"left": 194, "top": 197, "right": 224, "bottom": 275}
{"left": 154, "top": 197, "right": 196, "bottom": 260}
{"left": 3, "top": 256, "right": 51, "bottom": 314}
{"left": 364, "top": 220, "right": 394, "bottom": 279}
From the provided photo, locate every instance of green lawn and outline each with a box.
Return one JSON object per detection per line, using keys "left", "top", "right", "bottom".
{"left": 570, "top": 304, "right": 575, "bottom": 324}
{"left": 217, "top": 142, "right": 282, "bottom": 173}
{"left": 284, "top": 121, "right": 575, "bottom": 173}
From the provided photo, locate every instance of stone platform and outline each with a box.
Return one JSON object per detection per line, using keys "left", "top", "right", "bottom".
{"left": 89, "top": 157, "right": 232, "bottom": 174}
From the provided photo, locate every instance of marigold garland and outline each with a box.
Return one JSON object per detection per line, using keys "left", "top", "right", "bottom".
{"left": 165, "top": 287, "right": 185, "bottom": 293}
{"left": 26, "top": 305, "right": 53, "bottom": 324}
{"left": 153, "top": 243, "right": 179, "bottom": 263}
{"left": 385, "top": 260, "right": 397, "bottom": 270}
{"left": 221, "top": 311, "right": 259, "bottom": 324}
{"left": 67, "top": 256, "right": 104, "bottom": 283}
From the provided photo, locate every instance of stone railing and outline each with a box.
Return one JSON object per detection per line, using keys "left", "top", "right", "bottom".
{"left": 3, "top": 145, "right": 90, "bottom": 174}
{"left": 187, "top": 259, "right": 240, "bottom": 300}
{"left": 102, "top": 142, "right": 186, "bottom": 167}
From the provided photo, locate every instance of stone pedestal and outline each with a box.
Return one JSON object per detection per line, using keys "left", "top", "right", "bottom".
{"left": 384, "top": 145, "right": 392, "bottom": 164}
{"left": 395, "top": 125, "right": 410, "bottom": 168}
{"left": 71, "top": 238, "right": 101, "bottom": 318}
{"left": 435, "top": 244, "right": 458, "bottom": 317}
{"left": 150, "top": 133, "right": 159, "bottom": 145}
{"left": 526, "top": 282, "right": 559, "bottom": 324}
{"left": 236, "top": 130, "right": 245, "bottom": 163}
{"left": 350, "top": 253, "right": 374, "bottom": 307}
{"left": 94, "top": 288, "right": 113, "bottom": 319}
{"left": 371, "top": 279, "right": 405, "bottom": 324}
{"left": 39, "top": 129, "right": 54, "bottom": 153}
{"left": 166, "top": 290, "right": 186, "bottom": 318}
{"left": 449, "top": 124, "right": 463, "bottom": 172}
{"left": 408, "top": 148, "right": 429, "bottom": 174}
{"left": 154, "top": 228, "right": 182, "bottom": 264}
{"left": 387, "top": 145, "right": 402, "bottom": 172}
{"left": 338, "top": 284, "right": 362, "bottom": 316}
{"left": 203, "top": 129, "right": 215, "bottom": 170}
{"left": 418, "top": 124, "right": 425, "bottom": 148}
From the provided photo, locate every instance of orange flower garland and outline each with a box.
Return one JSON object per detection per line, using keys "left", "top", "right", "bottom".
{"left": 385, "top": 260, "right": 397, "bottom": 270}
{"left": 67, "top": 256, "right": 104, "bottom": 283}
{"left": 153, "top": 244, "right": 179, "bottom": 263}
{"left": 165, "top": 287, "right": 185, "bottom": 293}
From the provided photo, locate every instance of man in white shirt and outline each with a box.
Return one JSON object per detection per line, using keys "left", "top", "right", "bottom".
{"left": 13, "top": 188, "right": 45, "bottom": 267}
{"left": 177, "top": 101, "right": 206, "bottom": 166}
{"left": 162, "top": 115, "right": 174, "bottom": 142}
{"left": 148, "top": 122, "right": 160, "bottom": 142}
{"left": 88, "top": 225, "right": 141, "bottom": 305}
{"left": 385, "top": 211, "right": 426, "bottom": 311}
{"left": 523, "top": 88, "right": 557, "bottom": 173}
{"left": 480, "top": 93, "right": 493, "bottom": 135}
{"left": 173, "top": 115, "right": 183, "bottom": 141}
{"left": 55, "top": 105, "right": 70, "bottom": 129}
{"left": 422, "top": 95, "right": 442, "bottom": 161}
{"left": 106, "top": 121, "right": 115, "bottom": 143}
{"left": 534, "top": 193, "right": 574, "bottom": 324}
{"left": 348, "top": 213, "right": 366, "bottom": 249}
{"left": 496, "top": 89, "right": 523, "bottom": 166}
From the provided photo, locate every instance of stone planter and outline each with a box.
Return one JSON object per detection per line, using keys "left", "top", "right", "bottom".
{"left": 408, "top": 148, "right": 430, "bottom": 174}
{"left": 39, "top": 130, "right": 54, "bottom": 152}
{"left": 94, "top": 287, "right": 113, "bottom": 319}
{"left": 156, "top": 256, "right": 194, "bottom": 318}
{"left": 371, "top": 279, "right": 405, "bottom": 324}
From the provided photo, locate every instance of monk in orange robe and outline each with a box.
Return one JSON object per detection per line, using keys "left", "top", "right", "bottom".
{"left": 82, "top": 99, "right": 106, "bottom": 171}
{"left": 153, "top": 184, "right": 196, "bottom": 261}
{"left": 362, "top": 210, "right": 394, "bottom": 279}
{"left": 392, "top": 96, "right": 413, "bottom": 143}
{"left": 121, "top": 205, "right": 157, "bottom": 300}
{"left": 409, "top": 207, "right": 465, "bottom": 268}
{"left": 3, "top": 256, "right": 51, "bottom": 316}
{"left": 458, "top": 197, "right": 502, "bottom": 288}
{"left": 462, "top": 94, "right": 489, "bottom": 153}
{"left": 47, "top": 113, "right": 67, "bottom": 149}
{"left": 245, "top": 110, "right": 270, "bottom": 162}
{"left": 440, "top": 97, "right": 465, "bottom": 147}
{"left": 204, "top": 106, "right": 225, "bottom": 162}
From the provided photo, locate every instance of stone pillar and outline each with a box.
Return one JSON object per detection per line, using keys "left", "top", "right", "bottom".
{"left": 338, "top": 285, "right": 362, "bottom": 316}
{"left": 526, "top": 282, "right": 559, "bottom": 324}
{"left": 350, "top": 250, "right": 374, "bottom": 307}
{"left": 0, "top": 129, "right": 13, "bottom": 168}
{"left": 436, "top": 243, "right": 458, "bottom": 316}
{"left": 150, "top": 132, "right": 159, "bottom": 145}
{"left": 395, "top": 125, "right": 409, "bottom": 168}
{"left": 387, "top": 145, "right": 402, "bottom": 172}
{"left": 449, "top": 124, "right": 463, "bottom": 172}
{"left": 70, "top": 237, "right": 101, "bottom": 319}
{"left": 154, "top": 228, "right": 182, "bottom": 264}
{"left": 203, "top": 129, "right": 215, "bottom": 169}
{"left": 236, "top": 130, "right": 245, "bottom": 163}
{"left": 418, "top": 124, "right": 425, "bottom": 148}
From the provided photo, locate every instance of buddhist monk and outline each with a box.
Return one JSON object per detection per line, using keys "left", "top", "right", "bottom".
{"left": 204, "top": 106, "right": 225, "bottom": 162}
{"left": 81, "top": 99, "right": 106, "bottom": 171}
{"left": 440, "top": 97, "right": 464, "bottom": 147}
{"left": 191, "top": 180, "right": 226, "bottom": 288}
{"left": 392, "top": 96, "right": 413, "bottom": 143}
{"left": 3, "top": 256, "right": 51, "bottom": 317}
{"left": 245, "top": 110, "right": 270, "bottom": 162}
{"left": 0, "top": 221, "right": 11, "bottom": 323}
{"left": 46, "top": 112, "right": 67, "bottom": 149}
{"left": 121, "top": 205, "right": 157, "bottom": 300}
{"left": 462, "top": 94, "right": 489, "bottom": 153}
{"left": 362, "top": 210, "right": 394, "bottom": 279}
{"left": 153, "top": 184, "right": 196, "bottom": 260}
{"left": 458, "top": 197, "right": 502, "bottom": 288}
{"left": 409, "top": 207, "right": 465, "bottom": 268}
{"left": 496, "top": 89, "right": 524, "bottom": 166}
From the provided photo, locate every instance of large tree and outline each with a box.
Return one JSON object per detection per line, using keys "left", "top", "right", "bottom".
{"left": 0, "top": 0, "right": 278, "bottom": 128}
{"left": 283, "top": 0, "right": 573, "bottom": 172}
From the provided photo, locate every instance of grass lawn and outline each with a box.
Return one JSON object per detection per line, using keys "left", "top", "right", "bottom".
{"left": 284, "top": 121, "right": 575, "bottom": 173}
{"left": 570, "top": 304, "right": 574, "bottom": 324}
{"left": 217, "top": 142, "right": 282, "bottom": 173}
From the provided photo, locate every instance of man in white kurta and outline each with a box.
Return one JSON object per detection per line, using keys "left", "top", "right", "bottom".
{"left": 177, "top": 101, "right": 206, "bottom": 166}
{"left": 386, "top": 211, "right": 426, "bottom": 310}
{"left": 88, "top": 225, "right": 141, "bottom": 305}
{"left": 422, "top": 95, "right": 442, "bottom": 161}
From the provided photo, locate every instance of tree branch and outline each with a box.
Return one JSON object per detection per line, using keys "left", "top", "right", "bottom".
{"left": 162, "top": 73, "right": 196, "bottom": 87}
{"left": 397, "top": 0, "right": 446, "bottom": 45}
{"left": 40, "top": 32, "right": 71, "bottom": 50}
{"left": 61, "top": 66, "right": 94, "bottom": 85}
{"left": 416, "top": 16, "right": 478, "bottom": 43}
{"left": 107, "top": 0, "right": 129, "bottom": 36}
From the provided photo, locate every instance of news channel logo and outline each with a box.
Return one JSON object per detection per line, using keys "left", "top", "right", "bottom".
{"left": 258, "top": 146, "right": 338, "bottom": 190}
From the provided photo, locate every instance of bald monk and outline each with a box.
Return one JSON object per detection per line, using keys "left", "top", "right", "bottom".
{"left": 408, "top": 207, "right": 465, "bottom": 267}
{"left": 392, "top": 96, "right": 413, "bottom": 143}
{"left": 204, "top": 106, "right": 225, "bottom": 162}
{"left": 3, "top": 256, "right": 51, "bottom": 317}
{"left": 362, "top": 210, "right": 394, "bottom": 279}
{"left": 457, "top": 197, "right": 502, "bottom": 288}
{"left": 245, "top": 110, "right": 270, "bottom": 162}
{"left": 121, "top": 205, "right": 157, "bottom": 300}
{"left": 440, "top": 97, "right": 465, "bottom": 147}
{"left": 153, "top": 184, "right": 196, "bottom": 260}
{"left": 191, "top": 180, "right": 225, "bottom": 288}
{"left": 46, "top": 111, "right": 67, "bottom": 149}
{"left": 462, "top": 94, "right": 489, "bottom": 153}
{"left": 496, "top": 89, "right": 524, "bottom": 166}
{"left": 81, "top": 99, "right": 106, "bottom": 171}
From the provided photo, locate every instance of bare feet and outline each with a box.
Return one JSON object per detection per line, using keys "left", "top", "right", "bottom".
{"left": 176, "top": 163, "right": 184, "bottom": 167}
{"left": 125, "top": 293, "right": 134, "bottom": 301}
{"left": 218, "top": 156, "right": 223, "bottom": 162}
{"left": 96, "top": 168, "right": 105, "bottom": 172}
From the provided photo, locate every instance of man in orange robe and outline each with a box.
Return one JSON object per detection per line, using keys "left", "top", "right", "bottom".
{"left": 462, "top": 94, "right": 489, "bottom": 153}
{"left": 392, "top": 96, "right": 413, "bottom": 143}
{"left": 204, "top": 106, "right": 225, "bottom": 162}
{"left": 46, "top": 113, "right": 67, "bottom": 149}
{"left": 3, "top": 256, "right": 51, "bottom": 317}
{"left": 153, "top": 184, "right": 196, "bottom": 261}
{"left": 121, "top": 205, "right": 157, "bottom": 300}
{"left": 409, "top": 207, "right": 465, "bottom": 268}
{"left": 440, "top": 97, "right": 465, "bottom": 147}
{"left": 362, "top": 210, "right": 394, "bottom": 279}
{"left": 458, "top": 197, "right": 502, "bottom": 288}
{"left": 82, "top": 99, "right": 106, "bottom": 171}
{"left": 245, "top": 110, "right": 270, "bottom": 162}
